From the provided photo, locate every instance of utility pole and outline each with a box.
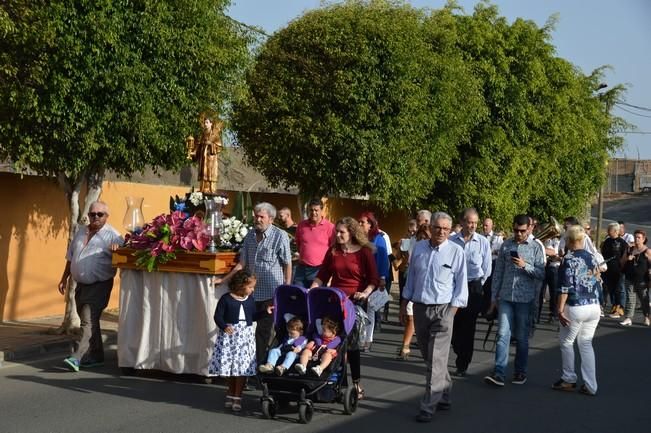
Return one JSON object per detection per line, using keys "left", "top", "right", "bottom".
{"left": 595, "top": 82, "right": 608, "bottom": 247}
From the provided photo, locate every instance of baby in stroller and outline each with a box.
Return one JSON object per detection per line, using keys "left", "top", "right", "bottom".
{"left": 259, "top": 316, "right": 307, "bottom": 376}
{"left": 259, "top": 286, "right": 359, "bottom": 423}
{"left": 295, "top": 316, "right": 341, "bottom": 377}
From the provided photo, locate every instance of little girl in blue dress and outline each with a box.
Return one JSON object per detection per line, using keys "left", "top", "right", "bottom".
{"left": 209, "top": 269, "right": 261, "bottom": 412}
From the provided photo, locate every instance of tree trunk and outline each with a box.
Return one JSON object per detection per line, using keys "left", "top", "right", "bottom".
{"left": 83, "top": 168, "right": 104, "bottom": 218}
{"left": 50, "top": 172, "right": 86, "bottom": 334}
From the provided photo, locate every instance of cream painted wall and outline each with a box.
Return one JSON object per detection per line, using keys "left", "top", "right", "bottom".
{"left": 2, "top": 172, "right": 414, "bottom": 321}
{"left": 1, "top": 173, "right": 194, "bottom": 321}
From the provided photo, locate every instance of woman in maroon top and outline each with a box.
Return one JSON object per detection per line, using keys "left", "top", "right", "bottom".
{"left": 311, "top": 217, "right": 379, "bottom": 399}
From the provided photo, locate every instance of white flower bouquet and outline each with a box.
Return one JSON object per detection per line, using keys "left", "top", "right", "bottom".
{"left": 220, "top": 216, "right": 250, "bottom": 249}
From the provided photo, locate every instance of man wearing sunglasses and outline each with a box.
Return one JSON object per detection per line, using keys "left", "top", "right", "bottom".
{"left": 484, "top": 214, "right": 545, "bottom": 387}
{"left": 58, "top": 201, "right": 123, "bottom": 372}
{"left": 401, "top": 211, "right": 468, "bottom": 423}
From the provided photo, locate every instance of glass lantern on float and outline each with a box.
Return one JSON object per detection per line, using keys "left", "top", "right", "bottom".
{"left": 123, "top": 196, "right": 145, "bottom": 234}
{"left": 204, "top": 197, "right": 223, "bottom": 253}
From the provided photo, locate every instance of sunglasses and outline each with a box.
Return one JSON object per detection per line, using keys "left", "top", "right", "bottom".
{"left": 88, "top": 212, "right": 106, "bottom": 218}
{"left": 513, "top": 229, "right": 528, "bottom": 234}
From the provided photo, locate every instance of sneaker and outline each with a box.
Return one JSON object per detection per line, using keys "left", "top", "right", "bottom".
{"left": 608, "top": 311, "right": 622, "bottom": 319}
{"left": 63, "top": 357, "right": 80, "bottom": 372}
{"left": 274, "top": 365, "right": 286, "bottom": 376}
{"left": 620, "top": 318, "right": 633, "bottom": 326}
{"left": 512, "top": 373, "right": 527, "bottom": 385}
{"left": 644, "top": 317, "right": 650, "bottom": 327}
{"left": 484, "top": 373, "right": 505, "bottom": 387}
{"left": 258, "top": 363, "right": 274, "bottom": 374}
{"left": 436, "top": 401, "right": 452, "bottom": 411}
{"left": 415, "top": 410, "right": 433, "bottom": 423}
{"left": 579, "top": 384, "right": 596, "bottom": 396}
{"left": 552, "top": 379, "right": 577, "bottom": 391}
{"left": 451, "top": 369, "right": 466, "bottom": 378}
{"left": 311, "top": 365, "right": 323, "bottom": 377}
{"left": 80, "top": 358, "right": 104, "bottom": 368}
{"left": 609, "top": 305, "right": 617, "bottom": 314}
{"left": 294, "top": 363, "right": 307, "bottom": 375}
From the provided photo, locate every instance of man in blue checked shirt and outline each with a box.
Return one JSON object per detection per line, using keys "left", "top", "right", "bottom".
{"left": 217, "top": 202, "right": 292, "bottom": 364}
{"left": 484, "top": 214, "right": 545, "bottom": 388}
{"left": 450, "top": 208, "right": 491, "bottom": 377}
{"left": 400, "top": 211, "right": 468, "bottom": 423}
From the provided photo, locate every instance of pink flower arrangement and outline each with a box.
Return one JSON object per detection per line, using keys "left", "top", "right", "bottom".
{"left": 125, "top": 211, "right": 211, "bottom": 271}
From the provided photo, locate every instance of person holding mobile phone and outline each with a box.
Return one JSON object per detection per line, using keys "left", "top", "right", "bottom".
{"left": 484, "top": 214, "right": 545, "bottom": 388}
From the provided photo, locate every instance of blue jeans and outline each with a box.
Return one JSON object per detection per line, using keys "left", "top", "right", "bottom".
{"left": 494, "top": 300, "right": 532, "bottom": 379}
{"left": 293, "top": 264, "right": 320, "bottom": 288}
{"left": 266, "top": 346, "right": 298, "bottom": 369}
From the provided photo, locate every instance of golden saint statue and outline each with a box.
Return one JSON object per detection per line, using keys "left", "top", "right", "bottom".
{"left": 186, "top": 112, "right": 224, "bottom": 194}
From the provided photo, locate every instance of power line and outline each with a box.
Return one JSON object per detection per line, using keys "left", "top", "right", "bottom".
{"left": 618, "top": 131, "right": 651, "bottom": 135}
{"left": 615, "top": 100, "right": 651, "bottom": 112}
{"left": 616, "top": 104, "right": 651, "bottom": 118}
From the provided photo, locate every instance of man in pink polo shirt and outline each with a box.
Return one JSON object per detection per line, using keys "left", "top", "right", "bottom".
{"left": 294, "top": 198, "right": 335, "bottom": 287}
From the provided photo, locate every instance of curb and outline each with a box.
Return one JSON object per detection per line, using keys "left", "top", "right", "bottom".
{"left": 0, "top": 331, "right": 117, "bottom": 368}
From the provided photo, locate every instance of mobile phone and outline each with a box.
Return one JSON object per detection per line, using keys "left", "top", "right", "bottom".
{"left": 400, "top": 238, "right": 411, "bottom": 252}
{"left": 510, "top": 250, "right": 519, "bottom": 258}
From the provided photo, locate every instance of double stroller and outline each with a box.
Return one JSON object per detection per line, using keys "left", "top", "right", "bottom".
{"left": 259, "top": 285, "right": 358, "bottom": 424}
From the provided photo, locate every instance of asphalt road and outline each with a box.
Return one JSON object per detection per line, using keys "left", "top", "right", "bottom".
{"left": 2, "top": 303, "right": 650, "bottom": 433}
{"left": 592, "top": 193, "right": 651, "bottom": 232}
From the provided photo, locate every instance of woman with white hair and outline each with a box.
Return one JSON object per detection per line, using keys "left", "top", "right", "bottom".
{"left": 553, "top": 225, "right": 601, "bottom": 396}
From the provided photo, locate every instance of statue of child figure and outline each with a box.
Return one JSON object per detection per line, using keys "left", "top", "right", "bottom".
{"left": 186, "top": 112, "right": 223, "bottom": 194}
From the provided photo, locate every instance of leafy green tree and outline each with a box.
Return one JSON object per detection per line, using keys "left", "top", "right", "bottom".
{"left": 426, "top": 3, "right": 627, "bottom": 227}
{"left": 232, "top": 0, "right": 485, "bottom": 209}
{"left": 0, "top": 0, "right": 252, "bottom": 331}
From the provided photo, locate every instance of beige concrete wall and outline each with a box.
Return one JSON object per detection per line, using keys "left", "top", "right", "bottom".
{"left": 2, "top": 171, "right": 413, "bottom": 321}
{"left": 0, "top": 173, "right": 192, "bottom": 321}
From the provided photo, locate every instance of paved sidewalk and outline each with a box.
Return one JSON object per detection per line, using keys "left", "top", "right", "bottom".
{"left": 0, "top": 311, "right": 118, "bottom": 367}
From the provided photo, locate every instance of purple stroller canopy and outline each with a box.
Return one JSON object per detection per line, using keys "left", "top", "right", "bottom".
{"left": 307, "top": 287, "right": 356, "bottom": 335}
{"left": 272, "top": 284, "right": 309, "bottom": 329}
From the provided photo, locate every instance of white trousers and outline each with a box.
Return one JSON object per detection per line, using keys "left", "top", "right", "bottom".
{"left": 559, "top": 303, "right": 600, "bottom": 393}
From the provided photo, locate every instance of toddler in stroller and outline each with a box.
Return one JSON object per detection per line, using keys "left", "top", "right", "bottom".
{"left": 259, "top": 285, "right": 359, "bottom": 424}
{"left": 259, "top": 316, "right": 307, "bottom": 376}
{"left": 295, "top": 316, "right": 341, "bottom": 377}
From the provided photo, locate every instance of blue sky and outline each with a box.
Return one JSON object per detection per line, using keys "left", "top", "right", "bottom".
{"left": 228, "top": 0, "right": 651, "bottom": 158}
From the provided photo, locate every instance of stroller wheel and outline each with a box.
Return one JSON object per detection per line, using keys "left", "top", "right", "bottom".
{"left": 261, "top": 398, "right": 277, "bottom": 419}
{"left": 298, "top": 401, "right": 314, "bottom": 424}
{"left": 343, "top": 386, "right": 358, "bottom": 415}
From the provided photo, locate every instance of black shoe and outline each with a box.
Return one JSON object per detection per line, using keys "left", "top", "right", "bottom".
{"left": 512, "top": 373, "right": 527, "bottom": 385}
{"left": 579, "top": 384, "right": 596, "bottom": 396}
{"left": 415, "top": 411, "right": 433, "bottom": 423}
{"left": 451, "top": 369, "right": 466, "bottom": 378}
{"left": 436, "top": 401, "right": 451, "bottom": 411}
{"left": 484, "top": 373, "right": 505, "bottom": 387}
{"left": 552, "top": 379, "right": 576, "bottom": 391}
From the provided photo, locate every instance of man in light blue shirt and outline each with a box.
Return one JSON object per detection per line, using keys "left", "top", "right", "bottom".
{"left": 484, "top": 214, "right": 545, "bottom": 388}
{"left": 400, "top": 212, "right": 468, "bottom": 423}
{"left": 450, "top": 208, "right": 492, "bottom": 377}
